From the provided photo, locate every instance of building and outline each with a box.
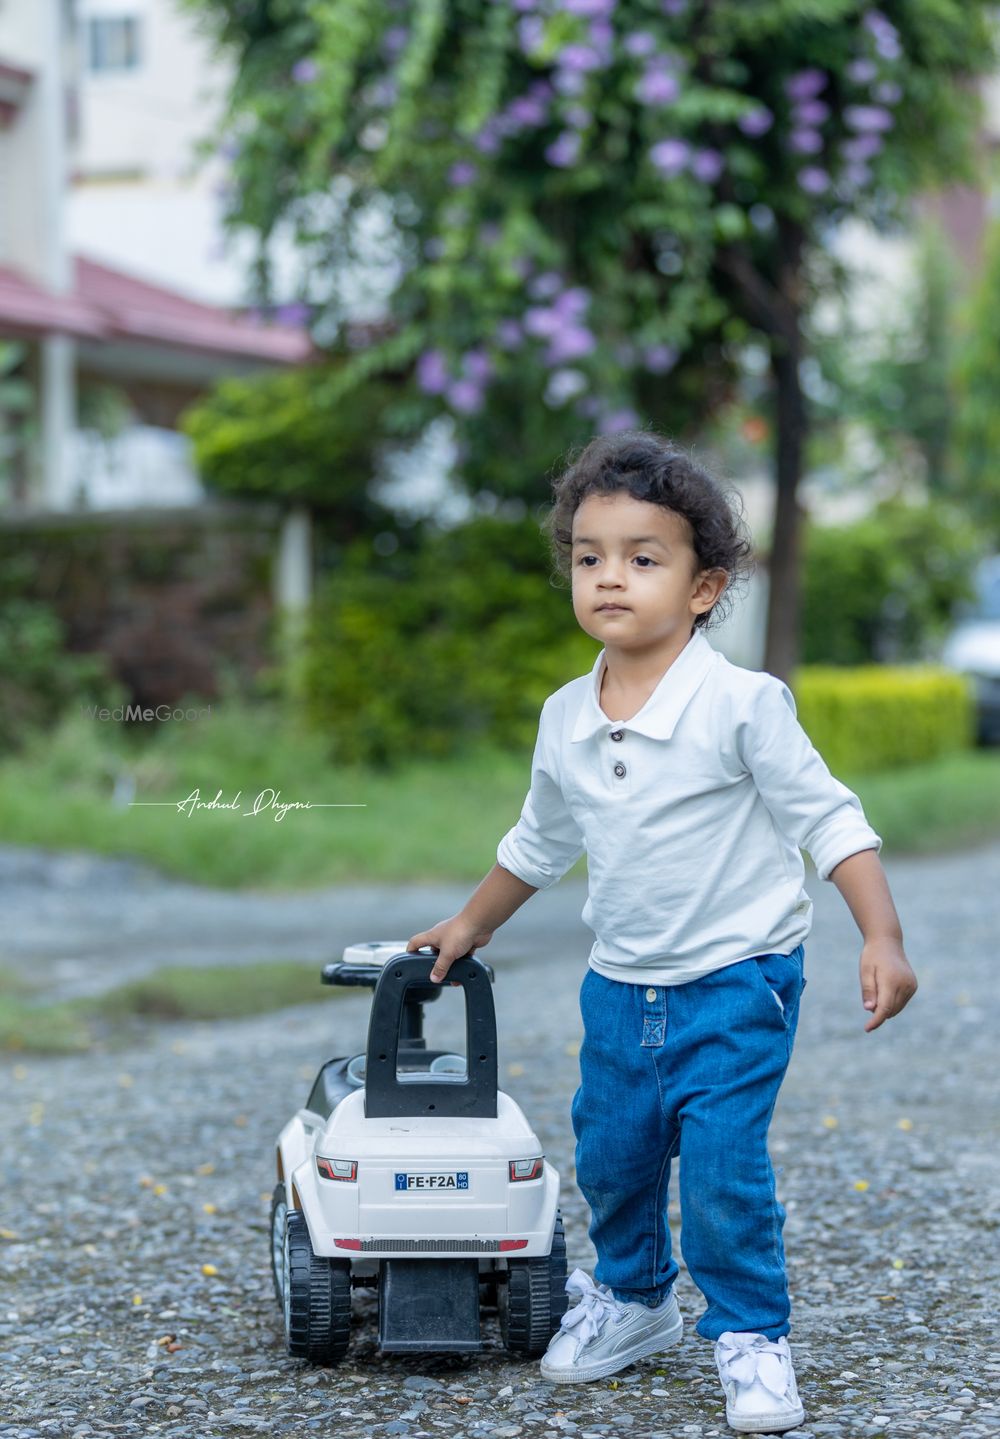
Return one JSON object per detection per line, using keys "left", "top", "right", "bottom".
{"left": 0, "top": 0, "right": 313, "bottom": 512}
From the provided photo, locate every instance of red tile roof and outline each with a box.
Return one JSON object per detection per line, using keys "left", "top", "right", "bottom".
{"left": 0, "top": 254, "right": 315, "bottom": 365}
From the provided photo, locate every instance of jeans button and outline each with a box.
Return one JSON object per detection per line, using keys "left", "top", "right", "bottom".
{"left": 645, "top": 987, "right": 657, "bottom": 1003}
{"left": 613, "top": 762, "right": 626, "bottom": 778}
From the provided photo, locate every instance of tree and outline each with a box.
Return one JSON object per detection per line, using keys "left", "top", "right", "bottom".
{"left": 184, "top": 0, "right": 997, "bottom": 678}
{"left": 953, "top": 218, "right": 1000, "bottom": 545}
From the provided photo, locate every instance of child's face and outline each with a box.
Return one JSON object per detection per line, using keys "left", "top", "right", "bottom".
{"left": 570, "top": 492, "right": 725, "bottom": 652}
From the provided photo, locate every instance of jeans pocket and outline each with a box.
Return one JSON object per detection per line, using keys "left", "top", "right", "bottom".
{"left": 751, "top": 949, "right": 805, "bottom": 1031}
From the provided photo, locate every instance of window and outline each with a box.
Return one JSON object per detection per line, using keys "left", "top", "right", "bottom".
{"left": 86, "top": 16, "right": 142, "bottom": 73}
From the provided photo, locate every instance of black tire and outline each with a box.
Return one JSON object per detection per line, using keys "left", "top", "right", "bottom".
{"left": 499, "top": 1210, "right": 568, "bottom": 1355}
{"left": 283, "top": 1208, "right": 352, "bottom": 1365}
{"left": 269, "top": 1182, "right": 289, "bottom": 1307}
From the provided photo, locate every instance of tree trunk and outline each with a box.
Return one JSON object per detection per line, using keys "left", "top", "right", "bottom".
{"left": 763, "top": 225, "right": 807, "bottom": 686}
{"left": 764, "top": 321, "right": 809, "bottom": 684}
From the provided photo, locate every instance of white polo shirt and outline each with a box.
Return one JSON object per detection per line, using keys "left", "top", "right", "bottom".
{"left": 496, "top": 627, "right": 882, "bottom": 986}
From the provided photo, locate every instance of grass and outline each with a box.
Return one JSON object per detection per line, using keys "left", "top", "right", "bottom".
{"left": 0, "top": 700, "right": 997, "bottom": 892}
{"left": 0, "top": 960, "right": 349, "bottom": 1055}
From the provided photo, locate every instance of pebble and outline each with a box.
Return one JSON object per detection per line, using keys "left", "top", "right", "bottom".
{"left": 1, "top": 843, "right": 998, "bottom": 1439}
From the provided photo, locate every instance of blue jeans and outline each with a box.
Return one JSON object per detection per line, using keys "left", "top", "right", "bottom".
{"left": 570, "top": 945, "right": 807, "bottom": 1341}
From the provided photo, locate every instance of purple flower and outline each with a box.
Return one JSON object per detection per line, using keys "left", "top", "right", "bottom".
{"left": 691, "top": 148, "right": 724, "bottom": 183}
{"left": 564, "top": 0, "right": 615, "bottom": 13}
{"left": 511, "top": 0, "right": 537, "bottom": 9}
{"left": 529, "top": 270, "right": 562, "bottom": 299}
{"left": 447, "top": 379, "right": 485, "bottom": 414}
{"left": 381, "top": 26, "right": 409, "bottom": 58}
{"left": 558, "top": 43, "right": 603, "bottom": 72}
{"left": 555, "top": 286, "right": 591, "bottom": 318}
{"left": 473, "top": 125, "right": 501, "bottom": 155}
{"left": 737, "top": 105, "right": 774, "bottom": 137}
{"left": 523, "top": 306, "right": 562, "bottom": 339}
{"left": 276, "top": 302, "right": 311, "bottom": 326}
{"left": 517, "top": 16, "right": 545, "bottom": 52}
{"left": 545, "top": 368, "right": 589, "bottom": 407}
{"left": 448, "top": 160, "right": 478, "bottom": 187}
{"left": 604, "top": 408, "right": 641, "bottom": 433}
{"left": 844, "top": 104, "right": 894, "bottom": 133}
{"left": 793, "top": 99, "right": 830, "bottom": 126}
{"left": 461, "top": 348, "right": 494, "bottom": 384}
{"left": 637, "top": 67, "right": 680, "bottom": 106}
{"left": 545, "top": 131, "right": 582, "bottom": 167}
{"left": 650, "top": 138, "right": 690, "bottom": 176}
{"left": 842, "top": 133, "right": 884, "bottom": 162}
{"left": 508, "top": 95, "right": 548, "bottom": 126}
{"left": 478, "top": 222, "right": 501, "bottom": 246}
{"left": 790, "top": 128, "right": 823, "bottom": 155}
{"left": 661, "top": 0, "right": 687, "bottom": 14}
{"left": 874, "top": 81, "right": 902, "bottom": 105}
{"left": 495, "top": 319, "right": 525, "bottom": 350}
{"left": 529, "top": 78, "right": 555, "bottom": 100}
{"left": 643, "top": 343, "right": 678, "bottom": 374}
{"left": 843, "top": 162, "right": 872, "bottom": 189}
{"left": 546, "top": 325, "right": 598, "bottom": 365}
{"left": 292, "top": 58, "right": 318, "bottom": 84}
{"left": 417, "top": 349, "right": 450, "bottom": 395}
{"left": 784, "top": 68, "right": 827, "bottom": 101}
{"left": 864, "top": 11, "right": 901, "bottom": 61}
{"left": 624, "top": 31, "right": 657, "bottom": 57}
{"left": 589, "top": 19, "right": 614, "bottom": 52}
{"left": 564, "top": 104, "right": 592, "bottom": 129}
{"left": 797, "top": 166, "right": 831, "bottom": 195}
{"left": 553, "top": 68, "right": 587, "bottom": 96}
{"left": 846, "top": 57, "right": 878, "bottom": 84}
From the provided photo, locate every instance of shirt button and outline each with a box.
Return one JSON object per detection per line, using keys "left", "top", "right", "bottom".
{"left": 609, "top": 729, "right": 624, "bottom": 742}
{"left": 613, "top": 762, "right": 626, "bottom": 778}
{"left": 645, "top": 987, "right": 657, "bottom": 1003}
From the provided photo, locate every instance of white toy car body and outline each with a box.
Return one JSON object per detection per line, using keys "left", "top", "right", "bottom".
{"left": 270, "top": 943, "right": 567, "bottom": 1360}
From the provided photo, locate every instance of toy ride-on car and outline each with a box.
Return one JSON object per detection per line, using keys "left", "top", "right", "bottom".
{"left": 270, "top": 942, "right": 567, "bottom": 1362}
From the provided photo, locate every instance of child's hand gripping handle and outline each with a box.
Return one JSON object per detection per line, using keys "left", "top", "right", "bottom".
{"left": 406, "top": 916, "right": 495, "bottom": 983}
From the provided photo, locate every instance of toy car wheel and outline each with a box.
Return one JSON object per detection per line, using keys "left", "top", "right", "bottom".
{"left": 270, "top": 1182, "right": 289, "bottom": 1306}
{"left": 499, "top": 1210, "right": 568, "bottom": 1355}
{"left": 282, "top": 1208, "right": 352, "bottom": 1364}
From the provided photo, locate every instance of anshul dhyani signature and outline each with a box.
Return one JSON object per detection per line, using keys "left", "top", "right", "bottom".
{"left": 129, "top": 788, "right": 366, "bottom": 822}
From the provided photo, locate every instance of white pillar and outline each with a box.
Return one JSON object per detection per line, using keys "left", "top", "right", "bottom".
{"left": 40, "top": 334, "right": 77, "bottom": 507}
{"left": 275, "top": 504, "right": 313, "bottom": 613}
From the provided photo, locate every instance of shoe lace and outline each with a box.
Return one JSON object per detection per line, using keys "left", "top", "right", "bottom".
{"left": 716, "top": 1332, "right": 791, "bottom": 1400}
{"left": 557, "top": 1268, "right": 624, "bottom": 1348}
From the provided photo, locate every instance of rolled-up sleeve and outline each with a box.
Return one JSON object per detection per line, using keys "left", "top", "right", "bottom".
{"left": 736, "top": 676, "right": 883, "bottom": 882}
{"left": 496, "top": 702, "right": 585, "bottom": 890}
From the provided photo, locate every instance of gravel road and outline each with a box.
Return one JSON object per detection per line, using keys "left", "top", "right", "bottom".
{"left": 1, "top": 840, "right": 999, "bottom": 1439}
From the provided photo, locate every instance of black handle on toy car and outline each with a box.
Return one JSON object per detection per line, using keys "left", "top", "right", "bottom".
{"left": 364, "top": 951, "right": 498, "bottom": 1119}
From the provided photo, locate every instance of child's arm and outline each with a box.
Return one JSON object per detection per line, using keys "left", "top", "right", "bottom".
{"left": 829, "top": 849, "right": 917, "bottom": 1032}
{"left": 407, "top": 864, "right": 539, "bottom": 983}
{"left": 408, "top": 696, "right": 584, "bottom": 984}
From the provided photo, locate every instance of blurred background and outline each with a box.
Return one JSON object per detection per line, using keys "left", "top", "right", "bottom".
{"left": 1, "top": 0, "right": 1000, "bottom": 1018}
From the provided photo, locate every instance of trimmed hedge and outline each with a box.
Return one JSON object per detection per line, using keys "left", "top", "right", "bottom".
{"left": 792, "top": 665, "right": 975, "bottom": 775}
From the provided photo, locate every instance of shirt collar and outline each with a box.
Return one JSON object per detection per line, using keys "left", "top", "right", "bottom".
{"left": 571, "top": 628, "right": 718, "bottom": 743}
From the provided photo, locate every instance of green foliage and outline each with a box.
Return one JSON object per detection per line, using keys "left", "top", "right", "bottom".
{"left": 793, "top": 663, "right": 974, "bottom": 773}
{"left": 953, "top": 218, "right": 1000, "bottom": 544}
{"left": 800, "top": 497, "right": 983, "bottom": 665}
{"left": 0, "top": 555, "right": 109, "bottom": 753}
{"left": 179, "top": 360, "right": 409, "bottom": 525}
{"left": 301, "top": 514, "right": 596, "bottom": 765}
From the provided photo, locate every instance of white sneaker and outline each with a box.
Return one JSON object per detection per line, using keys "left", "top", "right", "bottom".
{"left": 540, "top": 1268, "right": 683, "bottom": 1384}
{"left": 715, "top": 1331, "right": 805, "bottom": 1433}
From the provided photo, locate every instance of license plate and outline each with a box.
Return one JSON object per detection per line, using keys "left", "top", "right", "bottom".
{"left": 395, "top": 1171, "right": 469, "bottom": 1192}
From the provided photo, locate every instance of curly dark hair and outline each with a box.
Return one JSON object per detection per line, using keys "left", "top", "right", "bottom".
{"left": 542, "top": 429, "right": 756, "bottom": 632}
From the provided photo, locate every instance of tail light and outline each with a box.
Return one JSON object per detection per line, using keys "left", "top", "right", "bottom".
{"left": 317, "top": 1157, "right": 357, "bottom": 1181}
{"left": 509, "top": 1157, "right": 543, "bottom": 1182}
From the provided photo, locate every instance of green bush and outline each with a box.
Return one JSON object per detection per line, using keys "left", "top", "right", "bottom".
{"left": 801, "top": 497, "right": 983, "bottom": 665}
{"left": 302, "top": 515, "right": 596, "bottom": 766}
{"left": 0, "top": 556, "right": 110, "bottom": 752}
{"left": 792, "top": 664, "right": 975, "bottom": 775}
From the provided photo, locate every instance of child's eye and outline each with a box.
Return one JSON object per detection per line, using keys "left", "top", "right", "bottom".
{"left": 633, "top": 555, "right": 655, "bottom": 567}
{"left": 577, "top": 555, "right": 598, "bottom": 567}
